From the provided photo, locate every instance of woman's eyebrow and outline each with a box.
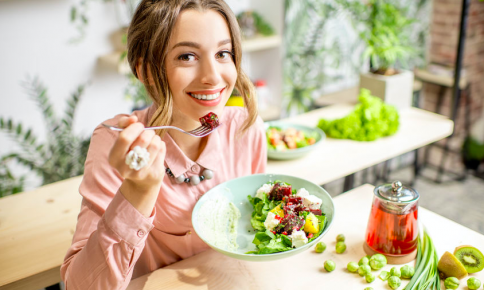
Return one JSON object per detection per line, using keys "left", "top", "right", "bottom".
{"left": 171, "top": 39, "right": 232, "bottom": 50}
{"left": 218, "top": 39, "right": 231, "bottom": 46}
{"left": 172, "top": 41, "right": 200, "bottom": 50}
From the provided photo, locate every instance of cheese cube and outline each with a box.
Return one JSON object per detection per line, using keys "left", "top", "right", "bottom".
{"left": 256, "top": 183, "right": 273, "bottom": 200}
{"left": 296, "top": 188, "right": 309, "bottom": 197}
{"left": 290, "top": 230, "right": 308, "bottom": 248}
{"left": 302, "top": 194, "right": 322, "bottom": 210}
{"left": 264, "top": 212, "right": 280, "bottom": 231}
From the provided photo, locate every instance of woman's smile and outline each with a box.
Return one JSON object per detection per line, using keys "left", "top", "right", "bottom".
{"left": 186, "top": 87, "right": 225, "bottom": 107}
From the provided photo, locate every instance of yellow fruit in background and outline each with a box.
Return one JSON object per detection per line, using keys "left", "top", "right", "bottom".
{"left": 270, "top": 204, "right": 284, "bottom": 218}
{"left": 304, "top": 213, "right": 319, "bottom": 234}
{"left": 226, "top": 96, "right": 244, "bottom": 107}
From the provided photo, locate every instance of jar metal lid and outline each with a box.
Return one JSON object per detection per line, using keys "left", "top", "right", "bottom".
{"left": 374, "top": 180, "right": 419, "bottom": 203}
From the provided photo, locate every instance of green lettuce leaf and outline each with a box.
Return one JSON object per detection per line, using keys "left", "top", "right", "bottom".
{"left": 317, "top": 88, "right": 399, "bottom": 142}
{"left": 247, "top": 191, "right": 281, "bottom": 233}
{"left": 251, "top": 230, "right": 293, "bottom": 254}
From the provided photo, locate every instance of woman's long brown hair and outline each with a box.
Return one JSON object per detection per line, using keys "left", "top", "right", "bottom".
{"left": 127, "top": 0, "right": 257, "bottom": 137}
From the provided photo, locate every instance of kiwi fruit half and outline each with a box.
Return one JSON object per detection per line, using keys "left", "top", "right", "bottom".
{"left": 438, "top": 251, "right": 468, "bottom": 279}
{"left": 453, "top": 245, "right": 484, "bottom": 274}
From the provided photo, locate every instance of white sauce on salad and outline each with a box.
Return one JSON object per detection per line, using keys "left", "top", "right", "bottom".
{"left": 198, "top": 195, "right": 241, "bottom": 252}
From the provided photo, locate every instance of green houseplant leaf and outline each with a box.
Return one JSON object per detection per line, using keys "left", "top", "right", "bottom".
{"left": 283, "top": 0, "right": 345, "bottom": 114}
{"left": 0, "top": 76, "right": 91, "bottom": 197}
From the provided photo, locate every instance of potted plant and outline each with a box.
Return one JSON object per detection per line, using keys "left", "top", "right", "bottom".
{"left": 0, "top": 76, "right": 91, "bottom": 197}
{"left": 462, "top": 136, "right": 484, "bottom": 171}
{"left": 236, "top": 10, "right": 275, "bottom": 39}
{"left": 339, "top": 0, "right": 415, "bottom": 110}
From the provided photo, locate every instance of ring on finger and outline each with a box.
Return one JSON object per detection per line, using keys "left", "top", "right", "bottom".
{"left": 125, "top": 146, "right": 150, "bottom": 171}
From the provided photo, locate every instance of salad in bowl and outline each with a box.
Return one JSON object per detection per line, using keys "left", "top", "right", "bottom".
{"left": 265, "top": 122, "right": 325, "bottom": 160}
{"left": 267, "top": 127, "right": 317, "bottom": 151}
{"left": 247, "top": 180, "right": 327, "bottom": 254}
{"left": 192, "top": 174, "right": 334, "bottom": 261}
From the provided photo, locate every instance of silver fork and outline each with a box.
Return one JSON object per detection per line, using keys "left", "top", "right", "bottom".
{"left": 101, "top": 123, "right": 220, "bottom": 138}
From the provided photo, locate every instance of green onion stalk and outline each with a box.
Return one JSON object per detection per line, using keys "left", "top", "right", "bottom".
{"left": 404, "top": 229, "right": 441, "bottom": 290}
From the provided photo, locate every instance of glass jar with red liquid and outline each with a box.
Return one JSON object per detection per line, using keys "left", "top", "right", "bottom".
{"left": 364, "top": 181, "right": 419, "bottom": 263}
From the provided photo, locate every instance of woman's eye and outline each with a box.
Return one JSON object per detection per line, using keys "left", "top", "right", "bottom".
{"left": 178, "top": 54, "right": 196, "bottom": 61}
{"left": 216, "top": 51, "right": 233, "bottom": 60}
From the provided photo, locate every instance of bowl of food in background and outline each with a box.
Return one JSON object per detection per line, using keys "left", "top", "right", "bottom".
{"left": 265, "top": 122, "right": 325, "bottom": 160}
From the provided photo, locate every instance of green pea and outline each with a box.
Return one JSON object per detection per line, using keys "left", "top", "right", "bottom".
{"left": 388, "top": 276, "right": 402, "bottom": 290}
{"left": 347, "top": 261, "right": 359, "bottom": 273}
{"left": 467, "top": 277, "right": 481, "bottom": 290}
{"left": 379, "top": 271, "right": 390, "bottom": 281}
{"left": 359, "top": 256, "right": 369, "bottom": 266}
{"left": 365, "top": 273, "right": 376, "bottom": 283}
{"left": 315, "top": 242, "right": 326, "bottom": 253}
{"left": 358, "top": 265, "right": 371, "bottom": 277}
{"left": 324, "top": 260, "right": 336, "bottom": 272}
{"left": 336, "top": 241, "right": 346, "bottom": 254}
{"left": 336, "top": 233, "right": 345, "bottom": 242}
{"left": 444, "top": 277, "right": 459, "bottom": 289}
{"left": 364, "top": 288, "right": 374, "bottom": 290}
{"left": 400, "top": 265, "right": 415, "bottom": 279}
{"left": 390, "top": 267, "right": 401, "bottom": 278}
{"left": 369, "top": 254, "right": 387, "bottom": 270}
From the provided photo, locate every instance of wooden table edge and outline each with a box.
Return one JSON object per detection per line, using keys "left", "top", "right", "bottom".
{"left": 0, "top": 266, "right": 60, "bottom": 290}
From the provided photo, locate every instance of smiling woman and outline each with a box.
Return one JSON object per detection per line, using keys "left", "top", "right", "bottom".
{"left": 127, "top": 0, "right": 258, "bottom": 139}
{"left": 60, "top": 1, "right": 266, "bottom": 290}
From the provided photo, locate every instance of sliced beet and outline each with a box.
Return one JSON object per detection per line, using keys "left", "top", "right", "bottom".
{"left": 199, "top": 112, "right": 220, "bottom": 129}
{"left": 278, "top": 212, "right": 305, "bottom": 234}
{"left": 310, "top": 209, "right": 322, "bottom": 216}
{"left": 268, "top": 182, "right": 292, "bottom": 201}
{"left": 287, "top": 196, "right": 303, "bottom": 205}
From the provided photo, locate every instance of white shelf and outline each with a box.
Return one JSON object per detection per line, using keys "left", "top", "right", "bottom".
{"left": 241, "top": 35, "right": 282, "bottom": 52}
{"left": 414, "top": 68, "right": 468, "bottom": 89}
{"left": 98, "top": 35, "right": 282, "bottom": 75}
{"left": 98, "top": 51, "right": 131, "bottom": 75}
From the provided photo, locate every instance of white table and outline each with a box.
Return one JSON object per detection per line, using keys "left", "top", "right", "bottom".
{"left": 127, "top": 184, "right": 484, "bottom": 290}
{"left": 266, "top": 104, "right": 453, "bottom": 186}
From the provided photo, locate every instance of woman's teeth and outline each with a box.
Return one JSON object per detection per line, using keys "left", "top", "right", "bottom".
{"left": 189, "top": 92, "right": 220, "bottom": 101}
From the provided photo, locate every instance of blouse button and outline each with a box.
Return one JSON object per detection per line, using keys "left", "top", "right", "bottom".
{"left": 137, "top": 230, "right": 145, "bottom": 237}
{"left": 191, "top": 164, "right": 200, "bottom": 172}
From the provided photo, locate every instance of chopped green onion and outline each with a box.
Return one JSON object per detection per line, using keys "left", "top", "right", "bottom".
{"left": 404, "top": 229, "right": 441, "bottom": 290}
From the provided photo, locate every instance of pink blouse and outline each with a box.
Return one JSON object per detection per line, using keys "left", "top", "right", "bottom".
{"left": 61, "top": 106, "right": 267, "bottom": 289}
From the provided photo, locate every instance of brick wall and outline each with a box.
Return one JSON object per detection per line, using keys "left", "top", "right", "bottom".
{"left": 420, "top": 0, "right": 484, "bottom": 174}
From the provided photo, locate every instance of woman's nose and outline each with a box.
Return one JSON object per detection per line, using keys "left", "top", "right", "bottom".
{"left": 199, "top": 57, "right": 222, "bottom": 85}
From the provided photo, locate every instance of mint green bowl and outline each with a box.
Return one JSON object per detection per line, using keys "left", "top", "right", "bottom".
{"left": 192, "top": 174, "right": 335, "bottom": 261}
{"left": 265, "top": 122, "right": 326, "bottom": 160}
